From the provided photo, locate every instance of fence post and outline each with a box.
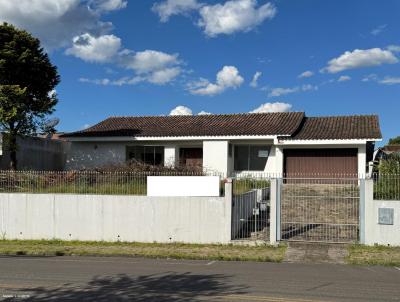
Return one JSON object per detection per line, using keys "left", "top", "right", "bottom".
{"left": 359, "top": 178, "right": 366, "bottom": 244}
{"left": 224, "top": 178, "right": 233, "bottom": 243}
{"left": 270, "top": 178, "right": 280, "bottom": 244}
{"left": 362, "top": 178, "right": 374, "bottom": 245}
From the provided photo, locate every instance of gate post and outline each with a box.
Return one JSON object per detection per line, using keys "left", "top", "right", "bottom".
{"left": 269, "top": 178, "right": 281, "bottom": 244}
{"left": 224, "top": 178, "right": 233, "bottom": 243}
{"left": 359, "top": 178, "right": 366, "bottom": 244}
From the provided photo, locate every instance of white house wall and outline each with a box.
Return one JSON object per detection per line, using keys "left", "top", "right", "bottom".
{"left": 203, "top": 140, "right": 229, "bottom": 174}
{"left": 65, "top": 142, "right": 127, "bottom": 170}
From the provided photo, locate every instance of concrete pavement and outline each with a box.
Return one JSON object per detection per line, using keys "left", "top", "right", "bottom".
{"left": 0, "top": 256, "right": 399, "bottom": 301}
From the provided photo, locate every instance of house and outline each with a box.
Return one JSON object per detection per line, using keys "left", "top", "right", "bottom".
{"left": 61, "top": 112, "right": 382, "bottom": 176}
{"left": 374, "top": 145, "right": 400, "bottom": 161}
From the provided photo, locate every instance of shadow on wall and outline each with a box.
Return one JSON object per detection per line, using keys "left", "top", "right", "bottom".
{"left": 13, "top": 272, "right": 248, "bottom": 301}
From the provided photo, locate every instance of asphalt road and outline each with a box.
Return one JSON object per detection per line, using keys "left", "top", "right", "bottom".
{"left": 0, "top": 256, "right": 399, "bottom": 301}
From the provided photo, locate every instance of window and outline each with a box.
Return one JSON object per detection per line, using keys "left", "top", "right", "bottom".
{"left": 126, "top": 146, "right": 164, "bottom": 166}
{"left": 234, "top": 145, "right": 270, "bottom": 171}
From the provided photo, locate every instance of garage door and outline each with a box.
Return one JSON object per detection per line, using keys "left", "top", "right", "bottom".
{"left": 284, "top": 148, "right": 358, "bottom": 176}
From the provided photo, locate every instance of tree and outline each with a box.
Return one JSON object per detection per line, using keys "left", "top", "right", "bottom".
{"left": 0, "top": 23, "right": 60, "bottom": 169}
{"left": 388, "top": 136, "right": 400, "bottom": 145}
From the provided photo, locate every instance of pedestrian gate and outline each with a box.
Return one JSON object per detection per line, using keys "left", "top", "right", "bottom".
{"left": 231, "top": 178, "right": 270, "bottom": 241}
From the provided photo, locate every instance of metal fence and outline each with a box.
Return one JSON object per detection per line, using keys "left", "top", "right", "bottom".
{"left": 0, "top": 170, "right": 225, "bottom": 196}
{"left": 231, "top": 174, "right": 272, "bottom": 241}
{"left": 280, "top": 176, "right": 360, "bottom": 243}
{"left": 373, "top": 173, "right": 400, "bottom": 200}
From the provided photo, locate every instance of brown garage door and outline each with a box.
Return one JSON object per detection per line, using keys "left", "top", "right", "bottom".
{"left": 284, "top": 148, "right": 358, "bottom": 177}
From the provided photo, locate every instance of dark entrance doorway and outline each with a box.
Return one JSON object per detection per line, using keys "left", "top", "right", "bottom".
{"left": 179, "top": 148, "right": 203, "bottom": 167}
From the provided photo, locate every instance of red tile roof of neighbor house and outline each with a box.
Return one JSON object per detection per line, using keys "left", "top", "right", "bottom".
{"left": 62, "top": 112, "right": 382, "bottom": 140}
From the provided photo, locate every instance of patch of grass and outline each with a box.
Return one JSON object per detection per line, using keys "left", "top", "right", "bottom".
{"left": 233, "top": 179, "right": 270, "bottom": 195}
{"left": 347, "top": 244, "right": 400, "bottom": 266}
{"left": 0, "top": 240, "right": 286, "bottom": 262}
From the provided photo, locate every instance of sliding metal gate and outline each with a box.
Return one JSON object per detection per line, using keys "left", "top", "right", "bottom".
{"left": 280, "top": 176, "right": 360, "bottom": 243}
{"left": 231, "top": 177, "right": 270, "bottom": 241}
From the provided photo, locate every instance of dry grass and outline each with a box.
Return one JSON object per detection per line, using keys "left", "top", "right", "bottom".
{"left": 347, "top": 244, "right": 400, "bottom": 266}
{"left": 0, "top": 240, "right": 286, "bottom": 262}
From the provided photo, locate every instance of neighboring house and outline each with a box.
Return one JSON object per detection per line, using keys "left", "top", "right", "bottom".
{"left": 374, "top": 145, "right": 400, "bottom": 162}
{"left": 61, "top": 112, "right": 382, "bottom": 176}
{"left": 0, "top": 133, "right": 69, "bottom": 171}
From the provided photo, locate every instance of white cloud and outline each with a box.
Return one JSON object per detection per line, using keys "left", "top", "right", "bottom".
{"left": 323, "top": 48, "right": 398, "bottom": 73}
{"left": 169, "top": 105, "right": 193, "bottom": 116}
{"left": 298, "top": 70, "right": 314, "bottom": 78}
{"left": 152, "top": 0, "right": 201, "bottom": 22}
{"left": 268, "top": 84, "right": 317, "bottom": 97}
{"left": 189, "top": 66, "right": 244, "bottom": 96}
{"left": 338, "top": 75, "right": 351, "bottom": 82}
{"left": 361, "top": 74, "right": 378, "bottom": 82}
{"left": 250, "top": 102, "right": 292, "bottom": 113}
{"left": 77, "top": 47, "right": 183, "bottom": 85}
{"left": 147, "top": 67, "right": 182, "bottom": 85}
{"left": 79, "top": 76, "right": 144, "bottom": 86}
{"left": 250, "top": 71, "right": 262, "bottom": 87}
{"left": 65, "top": 33, "right": 121, "bottom": 62}
{"left": 125, "top": 50, "right": 180, "bottom": 74}
{"left": 387, "top": 45, "right": 400, "bottom": 53}
{"left": 268, "top": 87, "right": 297, "bottom": 97}
{"left": 198, "top": 110, "right": 212, "bottom": 115}
{"left": 371, "top": 24, "right": 387, "bottom": 36}
{"left": 0, "top": 0, "right": 116, "bottom": 49}
{"left": 379, "top": 76, "right": 400, "bottom": 85}
{"left": 198, "top": 0, "right": 276, "bottom": 37}
{"left": 90, "top": 0, "right": 127, "bottom": 12}
{"left": 79, "top": 77, "right": 111, "bottom": 85}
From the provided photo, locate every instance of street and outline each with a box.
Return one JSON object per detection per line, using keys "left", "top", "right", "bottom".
{"left": 0, "top": 256, "right": 399, "bottom": 301}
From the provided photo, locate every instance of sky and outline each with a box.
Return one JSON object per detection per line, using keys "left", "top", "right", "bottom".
{"left": 0, "top": 0, "right": 399, "bottom": 145}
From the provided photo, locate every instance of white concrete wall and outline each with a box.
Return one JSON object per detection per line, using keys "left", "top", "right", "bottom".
{"left": 362, "top": 179, "right": 400, "bottom": 246}
{"left": 65, "top": 142, "right": 127, "bottom": 170}
{"left": 0, "top": 193, "right": 231, "bottom": 244}
{"left": 203, "top": 140, "right": 228, "bottom": 174}
{"left": 365, "top": 200, "right": 400, "bottom": 246}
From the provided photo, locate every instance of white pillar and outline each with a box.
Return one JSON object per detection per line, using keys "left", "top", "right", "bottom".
{"left": 358, "top": 144, "right": 367, "bottom": 177}
{"left": 203, "top": 141, "right": 228, "bottom": 175}
{"left": 275, "top": 147, "right": 284, "bottom": 175}
{"left": 363, "top": 179, "right": 374, "bottom": 245}
{"left": 224, "top": 179, "right": 233, "bottom": 243}
{"left": 269, "top": 178, "right": 278, "bottom": 244}
{"left": 164, "top": 145, "right": 178, "bottom": 167}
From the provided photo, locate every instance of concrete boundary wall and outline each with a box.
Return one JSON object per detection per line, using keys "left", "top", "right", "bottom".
{"left": 364, "top": 180, "right": 400, "bottom": 246}
{"left": 0, "top": 184, "right": 232, "bottom": 244}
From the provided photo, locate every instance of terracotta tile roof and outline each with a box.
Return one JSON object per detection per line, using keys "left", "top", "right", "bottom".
{"left": 62, "top": 113, "right": 382, "bottom": 140}
{"left": 62, "top": 112, "right": 305, "bottom": 138}
{"left": 282, "top": 115, "right": 382, "bottom": 140}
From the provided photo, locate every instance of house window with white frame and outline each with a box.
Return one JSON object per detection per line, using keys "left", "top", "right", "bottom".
{"left": 234, "top": 145, "right": 270, "bottom": 171}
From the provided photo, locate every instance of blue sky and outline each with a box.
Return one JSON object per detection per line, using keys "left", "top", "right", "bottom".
{"left": 0, "top": 0, "right": 399, "bottom": 144}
